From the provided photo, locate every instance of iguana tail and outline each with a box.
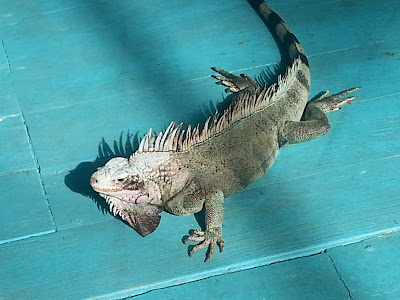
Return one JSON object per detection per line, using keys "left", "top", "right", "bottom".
{"left": 248, "top": 0, "right": 309, "bottom": 67}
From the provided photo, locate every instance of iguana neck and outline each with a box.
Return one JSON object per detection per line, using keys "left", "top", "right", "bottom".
{"left": 129, "top": 151, "right": 192, "bottom": 205}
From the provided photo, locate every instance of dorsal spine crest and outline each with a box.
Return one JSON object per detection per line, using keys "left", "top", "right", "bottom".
{"left": 135, "top": 58, "right": 303, "bottom": 155}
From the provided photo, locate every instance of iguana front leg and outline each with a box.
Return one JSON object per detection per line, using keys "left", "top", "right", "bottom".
{"left": 184, "top": 190, "right": 224, "bottom": 262}
{"left": 279, "top": 87, "right": 360, "bottom": 146}
{"left": 165, "top": 184, "right": 225, "bottom": 261}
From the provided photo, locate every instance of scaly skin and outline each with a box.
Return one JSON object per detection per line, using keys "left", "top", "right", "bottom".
{"left": 90, "top": 0, "right": 360, "bottom": 261}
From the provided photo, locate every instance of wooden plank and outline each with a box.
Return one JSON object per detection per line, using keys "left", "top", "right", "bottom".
{"left": 0, "top": 114, "right": 37, "bottom": 175}
{"left": 0, "top": 2, "right": 55, "bottom": 245}
{"left": 0, "top": 0, "right": 399, "bottom": 299}
{"left": 135, "top": 253, "right": 350, "bottom": 300}
{"left": 0, "top": 41, "right": 20, "bottom": 117}
{"left": 45, "top": 168, "right": 115, "bottom": 230}
{"left": 1, "top": 0, "right": 277, "bottom": 114}
{"left": 327, "top": 230, "right": 400, "bottom": 299}
{"left": 309, "top": 38, "right": 400, "bottom": 100}
{"left": 271, "top": 0, "right": 400, "bottom": 56}
{"left": 6, "top": 0, "right": 398, "bottom": 117}
{"left": 0, "top": 0, "right": 395, "bottom": 174}
{"left": 22, "top": 38, "right": 399, "bottom": 174}
{"left": 0, "top": 41, "right": 36, "bottom": 175}
{"left": 0, "top": 170, "right": 54, "bottom": 243}
{"left": 1, "top": 156, "right": 398, "bottom": 299}
{"left": 0, "top": 219, "right": 217, "bottom": 300}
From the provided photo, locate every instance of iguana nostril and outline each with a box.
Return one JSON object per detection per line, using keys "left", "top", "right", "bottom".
{"left": 90, "top": 176, "right": 98, "bottom": 185}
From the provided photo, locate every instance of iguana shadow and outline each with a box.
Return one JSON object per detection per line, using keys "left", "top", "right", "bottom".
{"left": 64, "top": 131, "right": 140, "bottom": 215}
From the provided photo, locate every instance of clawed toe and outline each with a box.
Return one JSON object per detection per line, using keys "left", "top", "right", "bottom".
{"left": 211, "top": 67, "right": 260, "bottom": 95}
{"left": 211, "top": 67, "right": 237, "bottom": 79}
{"left": 184, "top": 228, "right": 225, "bottom": 262}
{"left": 312, "top": 86, "right": 360, "bottom": 113}
{"left": 329, "top": 86, "right": 360, "bottom": 99}
{"left": 184, "top": 230, "right": 205, "bottom": 244}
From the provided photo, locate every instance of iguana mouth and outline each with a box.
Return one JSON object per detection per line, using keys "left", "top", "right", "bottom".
{"left": 91, "top": 171, "right": 150, "bottom": 204}
{"left": 99, "top": 191, "right": 149, "bottom": 204}
{"left": 93, "top": 187, "right": 122, "bottom": 193}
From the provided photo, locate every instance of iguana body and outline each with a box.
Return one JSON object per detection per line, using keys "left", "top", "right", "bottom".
{"left": 90, "top": 0, "right": 359, "bottom": 261}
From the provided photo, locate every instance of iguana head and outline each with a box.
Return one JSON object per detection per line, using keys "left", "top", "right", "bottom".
{"left": 90, "top": 152, "right": 176, "bottom": 236}
{"left": 91, "top": 157, "right": 154, "bottom": 204}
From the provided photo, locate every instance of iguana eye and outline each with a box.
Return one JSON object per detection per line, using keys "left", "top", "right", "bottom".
{"left": 117, "top": 178, "right": 124, "bottom": 182}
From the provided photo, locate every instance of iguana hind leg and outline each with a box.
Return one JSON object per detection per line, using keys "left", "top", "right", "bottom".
{"left": 211, "top": 67, "right": 260, "bottom": 95}
{"left": 279, "top": 87, "right": 360, "bottom": 146}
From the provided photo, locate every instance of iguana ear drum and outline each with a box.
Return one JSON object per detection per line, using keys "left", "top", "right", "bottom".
{"left": 121, "top": 177, "right": 145, "bottom": 191}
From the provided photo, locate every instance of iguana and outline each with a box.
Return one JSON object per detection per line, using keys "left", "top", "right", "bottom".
{"left": 90, "top": 0, "right": 359, "bottom": 261}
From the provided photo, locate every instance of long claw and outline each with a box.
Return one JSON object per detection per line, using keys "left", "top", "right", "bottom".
{"left": 184, "top": 227, "right": 224, "bottom": 261}
{"left": 205, "top": 243, "right": 215, "bottom": 262}
{"left": 211, "top": 75, "right": 227, "bottom": 81}
{"left": 221, "top": 80, "right": 235, "bottom": 87}
{"left": 211, "top": 66, "right": 260, "bottom": 95}
{"left": 314, "top": 90, "right": 330, "bottom": 102}
{"left": 193, "top": 229, "right": 205, "bottom": 236}
{"left": 211, "top": 67, "right": 236, "bottom": 79}
{"left": 312, "top": 86, "right": 360, "bottom": 113}
{"left": 186, "top": 235, "right": 204, "bottom": 243}
{"left": 227, "top": 87, "right": 240, "bottom": 93}
{"left": 218, "top": 240, "right": 225, "bottom": 252}
{"left": 190, "top": 242, "right": 209, "bottom": 257}
{"left": 330, "top": 86, "right": 360, "bottom": 98}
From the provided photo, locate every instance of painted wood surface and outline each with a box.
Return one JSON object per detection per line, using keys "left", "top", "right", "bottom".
{"left": 135, "top": 231, "right": 400, "bottom": 300}
{"left": 327, "top": 230, "right": 400, "bottom": 299}
{"left": 135, "top": 253, "right": 350, "bottom": 300}
{"left": 0, "top": 0, "right": 399, "bottom": 299}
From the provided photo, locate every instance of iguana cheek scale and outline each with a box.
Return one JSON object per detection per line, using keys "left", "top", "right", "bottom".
{"left": 90, "top": 0, "right": 360, "bottom": 261}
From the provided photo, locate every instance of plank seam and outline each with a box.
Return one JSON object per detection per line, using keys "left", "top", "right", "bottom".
{"left": 0, "top": 229, "right": 55, "bottom": 245}
{"left": 88, "top": 226, "right": 400, "bottom": 299}
{"left": 0, "top": 38, "right": 57, "bottom": 233}
{"left": 0, "top": 167, "right": 36, "bottom": 177}
{"left": 326, "top": 251, "right": 353, "bottom": 300}
{"left": 120, "top": 251, "right": 324, "bottom": 300}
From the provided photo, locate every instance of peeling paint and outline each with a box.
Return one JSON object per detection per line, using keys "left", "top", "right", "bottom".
{"left": 379, "top": 229, "right": 399, "bottom": 237}
{"left": 124, "top": 281, "right": 160, "bottom": 290}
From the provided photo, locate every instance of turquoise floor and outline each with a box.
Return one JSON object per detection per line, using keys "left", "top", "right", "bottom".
{"left": 1, "top": 0, "right": 399, "bottom": 299}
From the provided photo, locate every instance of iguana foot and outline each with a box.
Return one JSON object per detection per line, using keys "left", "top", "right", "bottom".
{"left": 184, "top": 227, "right": 225, "bottom": 262}
{"left": 279, "top": 86, "right": 360, "bottom": 146}
{"left": 211, "top": 67, "right": 260, "bottom": 95}
{"left": 312, "top": 86, "right": 360, "bottom": 113}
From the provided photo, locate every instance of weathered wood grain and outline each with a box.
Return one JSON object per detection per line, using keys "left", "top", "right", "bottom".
{"left": 327, "top": 231, "right": 400, "bottom": 299}
{"left": 135, "top": 253, "right": 350, "bottom": 300}
{"left": 0, "top": 170, "right": 54, "bottom": 243}
{"left": 0, "top": 0, "right": 399, "bottom": 299}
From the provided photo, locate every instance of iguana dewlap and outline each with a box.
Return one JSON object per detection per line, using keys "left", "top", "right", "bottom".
{"left": 90, "top": 0, "right": 359, "bottom": 261}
